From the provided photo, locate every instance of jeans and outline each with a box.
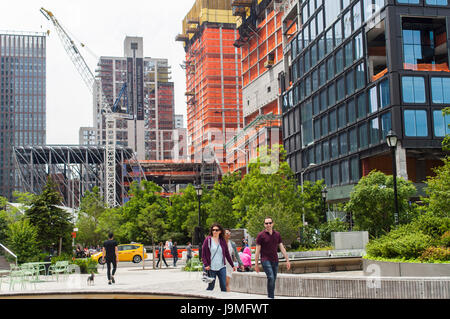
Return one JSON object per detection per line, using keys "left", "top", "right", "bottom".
{"left": 106, "top": 258, "right": 117, "bottom": 281}
{"left": 261, "top": 260, "right": 278, "bottom": 299}
{"left": 206, "top": 267, "right": 227, "bottom": 292}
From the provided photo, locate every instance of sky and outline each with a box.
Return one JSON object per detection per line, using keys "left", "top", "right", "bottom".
{"left": 0, "top": 0, "right": 195, "bottom": 145}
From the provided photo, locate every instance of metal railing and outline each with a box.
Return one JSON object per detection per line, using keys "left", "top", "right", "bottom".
{"left": 0, "top": 242, "right": 17, "bottom": 265}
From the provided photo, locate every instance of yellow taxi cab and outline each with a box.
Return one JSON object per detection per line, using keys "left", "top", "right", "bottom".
{"left": 91, "top": 243, "right": 147, "bottom": 264}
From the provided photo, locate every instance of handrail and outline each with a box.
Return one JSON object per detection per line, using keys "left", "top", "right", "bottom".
{"left": 0, "top": 242, "right": 18, "bottom": 265}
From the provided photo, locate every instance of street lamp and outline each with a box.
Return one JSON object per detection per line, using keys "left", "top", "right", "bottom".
{"left": 321, "top": 187, "right": 328, "bottom": 223}
{"left": 194, "top": 184, "right": 203, "bottom": 258}
{"left": 386, "top": 130, "right": 399, "bottom": 225}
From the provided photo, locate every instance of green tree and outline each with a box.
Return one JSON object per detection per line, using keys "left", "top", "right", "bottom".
{"left": 233, "top": 145, "right": 302, "bottom": 243}
{"left": 25, "top": 177, "right": 73, "bottom": 253}
{"left": 6, "top": 219, "right": 40, "bottom": 263}
{"left": 76, "top": 187, "right": 106, "bottom": 247}
{"left": 442, "top": 107, "right": 450, "bottom": 151}
{"left": 420, "top": 156, "right": 450, "bottom": 218}
{"left": 205, "top": 172, "right": 241, "bottom": 229}
{"left": 345, "top": 170, "right": 416, "bottom": 238}
{"left": 300, "top": 179, "right": 327, "bottom": 228}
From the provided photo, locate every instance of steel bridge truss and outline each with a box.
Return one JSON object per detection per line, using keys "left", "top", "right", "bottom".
{"left": 13, "top": 145, "right": 144, "bottom": 208}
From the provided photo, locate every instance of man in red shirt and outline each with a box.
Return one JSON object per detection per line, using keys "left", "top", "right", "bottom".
{"left": 255, "top": 216, "right": 291, "bottom": 299}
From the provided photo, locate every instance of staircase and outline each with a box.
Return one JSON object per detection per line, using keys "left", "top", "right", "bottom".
{"left": 0, "top": 255, "right": 10, "bottom": 270}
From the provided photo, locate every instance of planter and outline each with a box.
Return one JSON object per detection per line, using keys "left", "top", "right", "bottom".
{"left": 363, "top": 259, "right": 450, "bottom": 277}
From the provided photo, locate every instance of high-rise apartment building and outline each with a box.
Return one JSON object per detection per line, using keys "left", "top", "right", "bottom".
{"left": 282, "top": 0, "right": 449, "bottom": 205}
{"left": 177, "top": 0, "right": 243, "bottom": 171}
{"left": 95, "top": 36, "right": 175, "bottom": 161}
{"left": 0, "top": 31, "right": 46, "bottom": 199}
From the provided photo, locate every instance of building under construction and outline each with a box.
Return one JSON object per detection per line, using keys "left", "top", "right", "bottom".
{"left": 13, "top": 145, "right": 142, "bottom": 207}
{"left": 176, "top": 0, "right": 243, "bottom": 173}
{"left": 225, "top": 0, "right": 288, "bottom": 174}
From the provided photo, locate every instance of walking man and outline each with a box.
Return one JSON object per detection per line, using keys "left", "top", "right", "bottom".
{"left": 102, "top": 232, "right": 119, "bottom": 285}
{"left": 186, "top": 242, "right": 192, "bottom": 264}
{"left": 254, "top": 216, "right": 291, "bottom": 299}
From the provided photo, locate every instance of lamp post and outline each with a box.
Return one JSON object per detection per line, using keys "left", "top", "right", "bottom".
{"left": 194, "top": 184, "right": 203, "bottom": 258}
{"left": 386, "top": 130, "right": 399, "bottom": 225}
{"left": 321, "top": 187, "right": 328, "bottom": 223}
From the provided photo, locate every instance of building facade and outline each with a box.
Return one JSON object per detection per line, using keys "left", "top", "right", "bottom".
{"left": 177, "top": 0, "right": 243, "bottom": 172}
{"left": 281, "top": 0, "right": 449, "bottom": 205}
{"left": 0, "top": 31, "right": 46, "bottom": 199}
{"left": 226, "top": 0, "right": 286, "bottom": 174}
{"left": 95, "top": 36, "right": 176, "bottom": 161}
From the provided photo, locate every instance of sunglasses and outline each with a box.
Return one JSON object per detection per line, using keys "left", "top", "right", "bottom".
{"left": 212, "top": 228, "right": 221, "bottom": 232}
{"left": 264, "top": 222, "right": 273, "bottom": 225}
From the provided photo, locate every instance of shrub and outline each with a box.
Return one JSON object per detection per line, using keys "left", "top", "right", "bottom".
{"left": 72, "top": 258, "right": 98, "bottom": 274}
{"left": 441, "top": 231, "right": 450, "bottom": 247}
{"left": 419, "top": 247, "right": 450, "bottom": 262}
{"left": 366, "top": 227, "right": 431, "bottom": 259}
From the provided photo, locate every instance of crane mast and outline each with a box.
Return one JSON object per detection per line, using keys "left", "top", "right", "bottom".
{"left": 40, "top": 7, "right": 117, "bottom": 208}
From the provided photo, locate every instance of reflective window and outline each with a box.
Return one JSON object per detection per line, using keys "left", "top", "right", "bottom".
{"left": 337, "top": 77, "right": 345, "bottom": 101}
{"left": 350, "top": 156, "right": 359, "bottom": 181}
{"left": 338, "top": 104, "right": 347, "bottom": 129}
{"left": 346, "top": 70, "right": 354, "bottom": 96}
{"left": 353, "top": 2, "right": 362, "bottom": 30}
{"left": 369, "top": 117, "right": 380, "bottom": 145}
{"left": 357, "top": 93, "right": 367, "bottom": 119}
{"left": 404, "top": 110, "right": 428, "bottom": 137}
{"left": 345, "top": 41, "right": 354, "bottom": 68}
{"left": 433, "top": 110, "right": 450, "bottom": 137}
{"left": 331, "top": 136, "right": 339, "bottom": 158}
{"left": 334, "top": 21, "right": 343, "bottom": 46}
{"left": 402, "top": 76, "right": 426, "bottom": 103}
{"left": 330, "top": 109, "right": 337, "bottom": 132}
{"left": 379, "top": 79, "right": 390, "bottom": 108}
{"left": 369, "top": 86, "right": 378, "bottom": 113}
{"left": 340, "top": 132, "right": 348, "bottom": 155}
{"left": 425, "top": 0, "right": 448, "bottom": 5}
{"left": 326, "top": 28, "right": 334, "bottom": 53}
{"left": 431, "top": 77, "right": 450, "bottom": 104}
{"left": 349, "top": 127, "right": 358, "bottom": 152}
{"left": 381, "top": 111, "right": 392, "bottom": 139}
{"left": 348, "top": 99, "right": 356, "bottom": 123}
{"left": 341, "top": 160, "right": 350, "bottom": 184}
{"left": 359, "top": 122, "right": 368, "bottom": 148}
{"left": 356, "top": 62, "right": 365, "bottom": 89}
{"left": 336, "top": 49, "right": 344, "bottom": 74}
{"left": 323, "top": 140, "right": 330, "bottom": 161}
{"left": 344, "top": 11, "right": 352, "bottom": 39}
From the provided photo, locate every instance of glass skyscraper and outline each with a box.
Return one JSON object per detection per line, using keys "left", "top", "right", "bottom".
{"left": 282, "top": 0, "right": 449, "bottom": 205}
{"left": 0, "top": 31, "right": 46, "bottom": 199}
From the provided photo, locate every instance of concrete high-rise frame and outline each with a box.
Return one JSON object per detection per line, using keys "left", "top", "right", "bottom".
{"left": 177, "top": 0, "right": 243, "bottom": 172}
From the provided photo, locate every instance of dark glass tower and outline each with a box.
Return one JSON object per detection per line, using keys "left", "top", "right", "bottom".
{"left": 0, "top": 31, "right": 46, "bottom": 199}
{"left": 282, "top": 0, "right": 449, "bottom": 206}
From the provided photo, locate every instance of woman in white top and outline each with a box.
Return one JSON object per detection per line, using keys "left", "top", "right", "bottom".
{"left": 224, "top": 229, "right": 245, "bottom": 292}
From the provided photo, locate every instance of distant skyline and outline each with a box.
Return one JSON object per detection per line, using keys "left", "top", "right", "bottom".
{"left": 0, "top": 0, "right": 194, "bottom": 144}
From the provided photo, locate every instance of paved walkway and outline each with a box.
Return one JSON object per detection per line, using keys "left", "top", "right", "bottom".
{"left": 0, "top": 262, "right": 322, "bottom": 299}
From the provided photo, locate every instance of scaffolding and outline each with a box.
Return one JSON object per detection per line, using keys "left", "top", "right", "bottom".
{"left": 177, "top": 0, "right": 243, "bottom": 172}
{"left": 13, "top": 145, "right": 143, "bottom": 208}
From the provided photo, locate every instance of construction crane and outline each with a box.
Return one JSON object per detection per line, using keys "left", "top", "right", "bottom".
{"left": 40, "top": 7, "right": 128, "bottom": 208}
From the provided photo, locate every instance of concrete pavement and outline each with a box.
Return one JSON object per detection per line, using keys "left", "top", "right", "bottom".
{"left": 0, "top": 260, "right": 311, "bottom": 299}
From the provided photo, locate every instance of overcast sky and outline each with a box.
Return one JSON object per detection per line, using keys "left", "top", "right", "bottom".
{"left": 0, "top": 0, "right": 194, "bottom": 144}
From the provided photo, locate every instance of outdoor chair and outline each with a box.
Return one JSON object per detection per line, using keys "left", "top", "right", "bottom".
{"left": 49, "top": 261, "right": 69, "bottom": 281}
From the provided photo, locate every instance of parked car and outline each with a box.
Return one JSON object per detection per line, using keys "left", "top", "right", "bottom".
{"left": 91, "top": 243, "right": 147, "bottom": 264}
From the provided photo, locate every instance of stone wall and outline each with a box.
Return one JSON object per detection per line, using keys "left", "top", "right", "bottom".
{"left": 230, "top": 272, "right": 450, "bottom": 299}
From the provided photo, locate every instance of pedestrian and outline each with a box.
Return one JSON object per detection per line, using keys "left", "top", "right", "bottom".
{"left": 254, "top": 216, "right": 291, "bottom": 299}
{"left": 201, "top": 223, "right": 236, "bottom": 292}
{"left": 239, "top": 246, "right": 252, "bottom": 271}
{"left": 102, "top": 232, "right": 119, "bottom": 285}
{"left": 224, "top": 228, "right": 245, "bottom": 291}
{"left": 172, "top": 241, "right": 178, "bottom": 267}
{"left": 186, "top": 242, "right": 192, "bottom": 264}
{"left": 156, "top": 242, "right": 169, "bottom": 268}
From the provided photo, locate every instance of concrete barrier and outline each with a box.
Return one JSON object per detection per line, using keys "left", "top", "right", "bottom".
{"left": 230, "top": 271, "right": 450, "bottom": 299}
{"left": 363, "top": 259, "right": 450, "bottom": 277}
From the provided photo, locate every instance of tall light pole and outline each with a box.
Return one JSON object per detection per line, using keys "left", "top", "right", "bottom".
{"left": 386, "top": 130, "right": 399, "bottom": 225}
{"left": 194, "top": 184, "right": 203, "bottom": 258}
